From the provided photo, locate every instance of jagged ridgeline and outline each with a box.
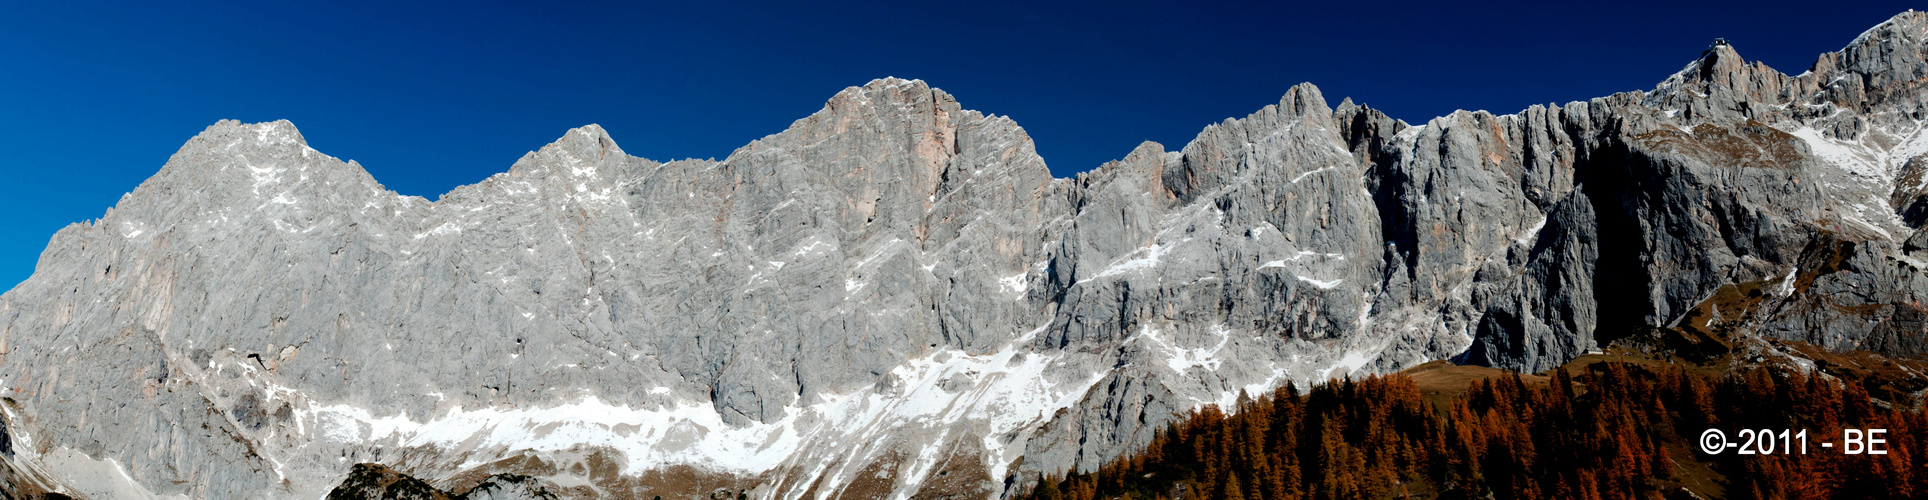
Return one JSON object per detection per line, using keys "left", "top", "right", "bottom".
{"left": 2, "top": 10, "right": 1928, "bottom": 500}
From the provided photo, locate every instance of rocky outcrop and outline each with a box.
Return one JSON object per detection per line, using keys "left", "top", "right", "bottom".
{"left": 455, "top": 475, "right": 556, "bottom": 500}
{"left": 326, "top": 464, "right": 452, "bottom": 500}
{"left": 3, "top": 10, "right": 1928, "bottom": 500}
{"left": 324, "top": 465, "right": 554, "bottom": 500}
{"left": 0, "top": 407, "right": 86, "bottom": 500}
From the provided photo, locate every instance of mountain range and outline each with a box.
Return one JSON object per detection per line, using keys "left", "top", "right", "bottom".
{"left": 3, "top": 10, "right": 1928, "bottom": 500}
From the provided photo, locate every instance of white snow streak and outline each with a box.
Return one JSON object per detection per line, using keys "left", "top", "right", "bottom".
{"left": 1296, "top": 276, "right": 1343, "bottom": 289}
{"left": 1516, "top": 216, "right": 1547, "bottom": 246}
{"left": 1085, "top": 241, "right": 1171, "bottom": 281}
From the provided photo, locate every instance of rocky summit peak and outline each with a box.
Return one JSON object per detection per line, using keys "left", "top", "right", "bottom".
{"left": 1276, "top": 82, "right": 1331, "bottom": 118}
{"left": 816, "top": 77, "right": 959, "bottom": 122}
{"left": 542, "top": 124, "right": 620, "bottom": 157}
{"left": 1850, "top": 10, "right": 1928, "bottom": 48}
{"left": 159, "top": 119, "right": 314, "bottom": 170}
{"left": 214, "top": 118, "right": 309, "bottom": 147}
{"left": 1685, "top": 39, "right": 1750, "bottom": 83}
{"left": 864, "top": 76, "right": 925, "bottom": 90}
{"left": 827, "top": 77, "right": 930, "bottom": 103}
{"left": 426, "top": 124, "right": 645, "bottom": 216}
{"left": 120, "top": 118, "right": 397, "bottom": 217}
{"left": 1823, "top": 10, "right": 1928, "bottom": 98}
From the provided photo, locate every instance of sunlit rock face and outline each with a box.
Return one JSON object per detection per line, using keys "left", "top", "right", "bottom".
{"left": 4, "top": 11, "right": 1928, "bottom": 499}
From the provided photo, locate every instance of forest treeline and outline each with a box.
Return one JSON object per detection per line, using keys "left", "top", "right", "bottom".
{"left": 1018, "top": 362, "right": 1927, "bottom": 500}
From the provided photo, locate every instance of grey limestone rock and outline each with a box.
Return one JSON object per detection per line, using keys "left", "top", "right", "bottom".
{"left": 4, "top": 11, "right": 1928, "bottom": 500}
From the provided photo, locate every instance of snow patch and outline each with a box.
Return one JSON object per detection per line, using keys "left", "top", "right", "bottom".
{"left": 792, "top": 236, "right": 833, "bottom": 257}
{"left": 1516, "top": 215, "right": 1547, "bottom": 246}
{"left": 998, "top": 273, "right": 1027, "bottom": 295}
{"left": 413, "top": 221, "right": 461, "bottom": 239}
{"left": 1296, "top": 276, "right": 1343, "bottom": 289}
{"left": 39, "top": 448, "right": 182, "bottom": 500}
{"left": 1317, "top": 350, "right": 1376, "bottom": 382}
{"left": 315, "top": 396, "right": 801, "bottom": 475}
{"left": 1792, "top": 127, "right": 1886, "bottom": 180}
{"left": 1137, "top": 324, "right": 1230, "bottom": 375}
{"left": 1258, "top": 250, "right": 1344, "bottom": 269}
{"left": 1086, "top": 241, "right": 1171, "bottom": 282}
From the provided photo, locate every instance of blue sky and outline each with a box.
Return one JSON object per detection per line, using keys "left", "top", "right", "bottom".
{"left": 0, "top": 1, "right": 1919, "bottom": 289}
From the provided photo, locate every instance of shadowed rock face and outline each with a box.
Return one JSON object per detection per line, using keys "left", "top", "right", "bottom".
{"left": 3, "top": 10, "right": 1928, "bottom": 500}
{"left": 325, "top": 464, "right": 554, "bottom": 500}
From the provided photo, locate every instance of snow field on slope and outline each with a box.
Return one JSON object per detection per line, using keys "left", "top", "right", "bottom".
{"left": 292, "top": 324, "right": 1109, "bottom": 492}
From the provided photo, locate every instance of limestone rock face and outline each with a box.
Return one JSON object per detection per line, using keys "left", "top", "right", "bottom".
{"left": 4, "top": 11, "right": 1928, "bottom": 500}
{"left": 0, "top": 407, "right": 87, "bottom": 499}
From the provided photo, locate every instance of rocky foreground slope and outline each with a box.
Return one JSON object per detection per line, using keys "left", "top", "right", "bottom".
{"left": 3, "top": 10, "right": 1928, "bottom": 499}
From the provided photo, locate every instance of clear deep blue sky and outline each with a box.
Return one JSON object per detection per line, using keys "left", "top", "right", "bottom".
{"left": 1, "top": 1, "right": 1919, "bottom": 289}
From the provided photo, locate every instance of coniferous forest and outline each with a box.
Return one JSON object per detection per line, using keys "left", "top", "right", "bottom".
{"left": 1017, "top": 362, "right": 1928, "bottom": 500}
